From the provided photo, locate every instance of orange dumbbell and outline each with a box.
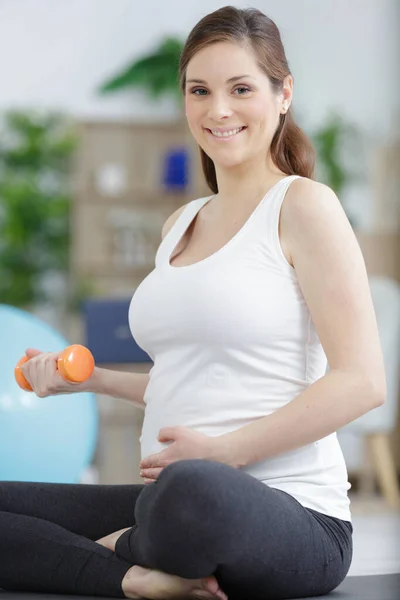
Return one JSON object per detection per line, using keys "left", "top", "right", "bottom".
{"left": 14, "top": 344, "right": 95, "bottom": 392}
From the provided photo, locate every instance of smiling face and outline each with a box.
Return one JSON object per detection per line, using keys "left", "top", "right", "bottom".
{"left": 184, "top": 41, "right": 289, "bottom": 170}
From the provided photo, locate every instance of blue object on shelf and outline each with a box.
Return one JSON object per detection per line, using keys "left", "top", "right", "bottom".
{"left": 83, "top": 298, "right": 152, "bottom": 364}
{"left": 162, "top": 146, "right": 189, "bottom": 191}
{"left": 0, "top": 304, "right": 98, "bottom": 483}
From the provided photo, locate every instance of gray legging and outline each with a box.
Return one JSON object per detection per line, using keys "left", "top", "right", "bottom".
{"left": 0, "top": 459, "right": 352, "bottom": 599}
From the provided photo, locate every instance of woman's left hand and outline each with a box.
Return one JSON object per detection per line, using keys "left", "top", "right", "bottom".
{"left": 139, "top": 426, "right": 229, "bottom": 484}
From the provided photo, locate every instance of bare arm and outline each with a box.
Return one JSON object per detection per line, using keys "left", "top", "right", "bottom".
{"left": 83, "top": 367, "right": 150, "bottom": 410}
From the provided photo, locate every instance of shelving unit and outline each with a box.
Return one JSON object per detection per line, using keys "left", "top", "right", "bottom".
{"left": 71, "top": 119, "right": 210, "bottom": 296}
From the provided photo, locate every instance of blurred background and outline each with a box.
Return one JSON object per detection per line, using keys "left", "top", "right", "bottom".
{"left": 0, "top": 0, "right": 399, "bottom": 577}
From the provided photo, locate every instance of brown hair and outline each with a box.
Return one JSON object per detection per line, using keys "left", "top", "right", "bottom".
{"left": 178, "top": 5, "right": 315, "bottom": 193}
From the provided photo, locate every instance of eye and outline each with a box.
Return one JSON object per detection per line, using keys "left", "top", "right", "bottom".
{"left": 234, "top": 86, "right": 251, "bottom": 95}
{"left": 190, "top": 88, "right": 208, "bottom": 96}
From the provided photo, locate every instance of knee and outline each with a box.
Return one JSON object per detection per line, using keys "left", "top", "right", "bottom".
{"left": 149, "top": 460, "right": 225, "bottom": 543}
{"left": 157, "top": 459, "right": 231, "bottom": 514}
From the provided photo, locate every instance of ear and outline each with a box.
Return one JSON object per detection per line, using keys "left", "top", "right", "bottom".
{"left": 279, "top": 74, "right": 293, "bottom": 111}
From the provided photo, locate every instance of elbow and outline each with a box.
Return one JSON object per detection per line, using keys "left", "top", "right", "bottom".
{"left": 368, "top": 375, "right": 387, "bottom": 408}
{"left": 348, "top": 369, "right": 386, "bottom": 410}
{"left": 370, "top": 390, "right": 385, "bottom": 409}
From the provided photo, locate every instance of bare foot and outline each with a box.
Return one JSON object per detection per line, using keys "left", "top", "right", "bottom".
{"left": 122, "top": 565, "right": 227, "bottom": 600}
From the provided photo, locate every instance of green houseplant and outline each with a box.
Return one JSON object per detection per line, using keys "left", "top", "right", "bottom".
{"left": 98, "top": 36, "right": 184, "bottom": 106}
{"left": 0, "top": 110, "right": 77, "bottom": 309}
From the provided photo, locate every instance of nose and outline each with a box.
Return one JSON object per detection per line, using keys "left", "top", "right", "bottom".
{"left": 207, "top": 94, "right": 233, "bottom": 121}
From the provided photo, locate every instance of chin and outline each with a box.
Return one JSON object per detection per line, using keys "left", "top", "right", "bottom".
{"left": 216, "top": 159, "right": 245, "bottom": 170}
{"left": 196, "top": 139, "right": 249, "bottom": 168}
{"left": 211, "top": 151, "right": 249, "bottom": 169}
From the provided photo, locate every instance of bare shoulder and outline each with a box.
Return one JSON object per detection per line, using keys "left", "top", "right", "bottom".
{"left": 281, "top": 177, "right": 351, "bottom": 262}
{"left": 284, "top": 177, "right": 341, "bottom": 220}
{"left": 161, "top": 203, "right": 190, "bottom": 240}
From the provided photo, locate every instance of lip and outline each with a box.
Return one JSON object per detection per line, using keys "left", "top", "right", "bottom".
{"left": 204, "top": 126, "right": 247, "bottom": 141}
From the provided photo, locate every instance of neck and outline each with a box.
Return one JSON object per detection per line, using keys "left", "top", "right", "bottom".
{"left": 213, "top": 154, "right": 288, "bottom": 211}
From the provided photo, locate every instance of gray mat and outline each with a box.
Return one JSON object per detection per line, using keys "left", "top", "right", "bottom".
{"left": 1, "top": 573, "right": 399, "bottom": 600}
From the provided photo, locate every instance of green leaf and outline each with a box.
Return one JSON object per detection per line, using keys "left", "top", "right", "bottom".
{"left": 98, "top": 35, "right": 184, "bottom": 100}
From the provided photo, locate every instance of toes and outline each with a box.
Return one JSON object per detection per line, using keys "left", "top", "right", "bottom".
{"left": 199, "top": 576, "right": 227, "bottom": 600}
{"left": 201, "top": 576, "right": 218, "bottom": 592}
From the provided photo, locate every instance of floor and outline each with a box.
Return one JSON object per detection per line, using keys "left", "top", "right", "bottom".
{"left": 347, "top": 493, "right": 400, "bottom": 576}
{"left": 2, "top": 575, "right": 400, "bottom": 600}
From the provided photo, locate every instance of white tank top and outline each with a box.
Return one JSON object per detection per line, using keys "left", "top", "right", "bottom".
{"left": 129, "top": 175, "right": 351, "bottom": 521}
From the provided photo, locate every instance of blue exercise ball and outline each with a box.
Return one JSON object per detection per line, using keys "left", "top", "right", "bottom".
{"left": 0, "top": 304, "right": 99, "bottom": 483}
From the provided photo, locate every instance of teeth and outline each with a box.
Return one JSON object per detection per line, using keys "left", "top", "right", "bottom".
{"left": 210, "top": 127, "right": 244, "bottom": 137}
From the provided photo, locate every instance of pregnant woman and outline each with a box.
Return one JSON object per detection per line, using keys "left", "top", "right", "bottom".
{"left": 0, "top": 5, "right": 386, "bottom": 600}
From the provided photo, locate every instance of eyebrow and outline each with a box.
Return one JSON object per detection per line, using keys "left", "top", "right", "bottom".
{"left": 186, "top": 75, "right": 254, "bottom": 85}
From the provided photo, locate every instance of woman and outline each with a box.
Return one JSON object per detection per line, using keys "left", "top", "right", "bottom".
{"left": 0, "top": 6, "right": 386, "bottom": 600}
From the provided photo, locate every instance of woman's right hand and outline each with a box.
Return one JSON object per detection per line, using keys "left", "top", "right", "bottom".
{"left": 19, "top": 348, "right": 90, "bottom": 397}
